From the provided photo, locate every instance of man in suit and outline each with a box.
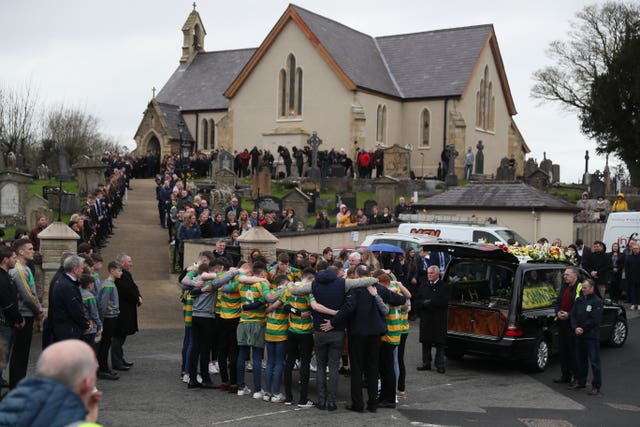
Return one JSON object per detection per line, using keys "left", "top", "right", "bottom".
{"left": 417, "top": 266, "right": 451, "bottom": 373}
{"left": 49, "top": 255, "right": 89, "bottom": 344}
{"left": 575, "top": 239, "right": 591, "bottom": 268}
{"left": 112, "top": 253, "right": 142, "bottom": 371}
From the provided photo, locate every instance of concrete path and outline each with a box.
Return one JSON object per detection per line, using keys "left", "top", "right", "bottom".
{"left": 99, "top": 178, "right": 181, "bottom": 330}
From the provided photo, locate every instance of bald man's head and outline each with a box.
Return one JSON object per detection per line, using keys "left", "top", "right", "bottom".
{"left": 36, "top": 339, "right": 97, "bottom": 395}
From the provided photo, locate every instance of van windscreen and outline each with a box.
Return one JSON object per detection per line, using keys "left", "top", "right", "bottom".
{"left": 495, "top": 229, "right": 529, "bottom": 246}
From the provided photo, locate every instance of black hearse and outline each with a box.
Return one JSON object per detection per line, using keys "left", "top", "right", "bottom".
{"left": 423, "top": 242, "right": 628, "bottom": 371}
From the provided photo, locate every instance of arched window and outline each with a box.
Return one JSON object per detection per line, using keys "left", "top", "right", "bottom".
{"left": 201, "top": 119, "right": 208, "bottom": 150}
{"left": 476, "top": 66, "right": 495, "bottom": 131}
{"left": 209, "top": 119, "right": 215, "bottom": 149}
{"left": 376, "top": 105, "right": 387, "bottom": 143}
{"left": 279, "top": 69, "right": 287, "bottom": 117}
{"left": 296, "top": 68, "right": 303, "bottom": 116}
{"left": 421, "top": 108, "right": 430, "bottom": 146}
{"left": 277, "top": 54, "right": 303, "bottom": 118}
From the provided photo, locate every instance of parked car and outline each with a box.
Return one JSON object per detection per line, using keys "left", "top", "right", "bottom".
{"left": 422, "top": 242, "right": 628, "bottom": 372}
{"left": 360, "top": 233, "right": 438, "bottom": 253}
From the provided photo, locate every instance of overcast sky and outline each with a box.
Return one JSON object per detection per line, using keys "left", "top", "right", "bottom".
{"left": 0, "top": 0, "right": 617, "bottom": 182}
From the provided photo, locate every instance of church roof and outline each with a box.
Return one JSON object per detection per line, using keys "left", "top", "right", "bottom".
{"left": 414, "top": 183, "right": 577, "bottom": 212}
{"left": 157, "top": 48, "right": 255, "bottom": 111}
{"left": 375, "top": 25, "right": 492, "bottom": 99}
{"left": 292, "top": 5, "right": 401, "bottom": 97}
{"left": 157, "top": 102, "right": 194, "bottom": 142}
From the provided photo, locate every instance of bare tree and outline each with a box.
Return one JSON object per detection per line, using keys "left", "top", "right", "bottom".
{"left": 0, "top": 82, "right": 39, "bottom": 156}
{"left": 42, "top": 105, "right": 102, "bottom": 166}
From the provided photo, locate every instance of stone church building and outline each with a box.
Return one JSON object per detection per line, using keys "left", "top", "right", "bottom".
{"left": 134, "top": 4, "right": 529, "bottom": 178}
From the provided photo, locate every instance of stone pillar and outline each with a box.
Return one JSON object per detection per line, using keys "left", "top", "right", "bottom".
{"left": 375, "top": 177, "right": 399, "bottom": 212}
{"left": 37, "top": 222, "right": 80, "bottom": 309}
{"left": 236, "top": 227, "right": 279, "bottom": 264}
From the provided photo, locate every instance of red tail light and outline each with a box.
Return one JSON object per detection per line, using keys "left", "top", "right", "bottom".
{"left": 505, "top": 322, "right": 523, "bottom": 337}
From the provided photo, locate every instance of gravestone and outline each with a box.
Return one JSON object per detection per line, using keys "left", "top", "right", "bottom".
{"left": 218, "top": 150, "right": 234, "bottom": 172}
{"left": 539, "top": 153, "right": 553, "bottom": 182}
{"left": 26, "top": 194, "right": 53, "bottom": 230}
{"left": 551, "top": 165, "right": 560, "bottom": 184}
{"left": 45, "top": 190, "right": 80, "bottom": 215}
{"left": 282, "top": 189, "right": 311, "bottom": 231}
{"left": 524, "top": 169, "right": 549, "bottom": 191}
{"left": 524, "top": 158, "right": 538, "bottom": 178}
{"left": 329, "top": 164, "right": 346, "bottom": 178}
{"left": 475, "top": 140, "right": 484, "bottom": 175}
{"left": 36, "top": 164, "right": 50, "bottom": 180}
{"left": 306, "top": 132, "right": 323, "bottom": 185}
{"left": 337, "top": 192, "right": 357, "bottom": 212}
{"left": 375, "top": 176, "right": 399, "bottom": 212}
{"left": 0, "top": 169, "right": 33, "bottom": 225}
{"left": 300, "top": 181, "right": 318, "bottom": 213}
{"left": 252, "top": 165, "right": 271, "bottom": 198}
{"left": 363, "top": 199, "right": 378, "bottom": 217}
{"left": 215, "top": 168, "right": 236, "bottom": 191}
{"left": 74, "top": 157, "right": 108, "bottom": 196}
{"left": 382, "top": 144, "right": 411, "bottom": 180}
{"left": 496, "top": 157, "right": 515, "bottom": 181}
{"left": 257, "top": 196, "right": 283, "bottom": 214}
{"left": 590, "top": 179, "right": 605, "bottom": 198}
{"left": 57, "top": 152, "right": 73, "bottom": 181}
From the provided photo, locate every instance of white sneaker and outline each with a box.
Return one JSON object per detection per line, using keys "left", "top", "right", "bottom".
{"left": 252, "top": 390, "right": 264, "bottom": 400}
{"left": 310, "top": 362, "right": 317, "bottom": 373}
{"left": 208, "top": 362, "right": 216, "bottom": 374}
{"left": 293, "top": 360, "right": 300, "bottom": 370}
{"left": 247, "top": 361, "right": 253, "bottom": 372}
{"left": 262, "top": 392, "right": 271, "bottom": 402}
{"left": 182, "top": 374, "right": 190, "bottom": 383}
{"left": 237, "top": 385, "right": 251, "bottom": 396}
{"left": 271, "top": 393, "right": 286, "bottom": 403}
{"left": 397, "top": 390, "right": 407, "bottom": 399}
{"left": 212, "top": 361, "right": 220, "bottom": 374}
{"left": 297, "top": 400, "right": 314, "bottom": 409}
{"left": 196, "top": 374, "right": 203, "bottom": 384}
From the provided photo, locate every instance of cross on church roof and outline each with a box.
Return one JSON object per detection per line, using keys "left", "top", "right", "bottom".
{"left": 193, "top": 2, "right": 197, "bottom": 10}
{"left": 152, "top": 86, "right": 156, "bottom": 98}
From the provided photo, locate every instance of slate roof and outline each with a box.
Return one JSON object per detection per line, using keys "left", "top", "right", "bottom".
{"left": 157, "top": 102, "right": 194, "bottom": 142}
{"left": 292, "top": 5, "right": 401, "bottom": 96}
{"left": 375, "top": 25, "right": 492, "bottom": 98}
{"left": 414, "top": 183, "right": 578, "bottom": 212}
{"left": 157, "top": 48, "right": 255, "bottom": 111}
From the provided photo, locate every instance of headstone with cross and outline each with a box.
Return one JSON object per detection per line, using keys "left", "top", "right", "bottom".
{"left": 306, "top": 131, "right": 322, "bottom": 185}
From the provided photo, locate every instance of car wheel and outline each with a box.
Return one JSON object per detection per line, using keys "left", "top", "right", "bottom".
{"left": 445, "top": 349, "right": 464, "bottom": 361}
{"left": 608, "top": 317, "right": 628, "bottom": 347}
{"left": 527, "top": 336, "right": 550, "bottom": 372}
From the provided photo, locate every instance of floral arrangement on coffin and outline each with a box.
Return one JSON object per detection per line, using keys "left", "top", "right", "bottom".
{"left": 495, "top": 243, "right": 577, "bottom": 264}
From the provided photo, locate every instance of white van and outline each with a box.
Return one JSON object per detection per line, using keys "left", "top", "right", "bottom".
{"left": 397, "top": 222, "right": 529, "bottom": 246}
{"left": 603, "top": 212, "right": 640, "bottom": 251}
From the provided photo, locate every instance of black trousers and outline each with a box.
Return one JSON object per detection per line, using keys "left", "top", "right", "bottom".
{"left": 348, "top": 334, "right": 380, "bottom": 410}
{"left": 284, "top": 332, "right": 313, "bottom": 403}
{"left": 111, "top": 334, "right": 127, "bottom": 368}
{"left": 398, "top": 333, "right": 408, "bottom": 391}
{"left": 98, "top": 317, "right": 117, "bottom": 371}
{"left": 422, "top": 342, "right": 445, "bottom": 369}
{"left": 217, "top": 317, "right": 239, "bottom": 385}
{"left": 378, "top": 341, "right": 396, "bottom": 403}
{"left": 189, "top": 316, "right": 214, "bottom": 382}
{"left": 10, "top": 317, "right": 34, "bottom": 389}
{"left": 558, "top": 319, "right": 577, "bottom": 380}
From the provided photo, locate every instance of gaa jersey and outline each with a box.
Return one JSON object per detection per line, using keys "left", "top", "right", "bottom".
{"left": 381, "top": 283, "right": 403, "bottom": 345}
{"left": 181, "top": 270, "right": 196, "bottom": 327}
{"left": 216, "top": 272, "right": 243, "bottom": 319}
{"left": 282, "top": 285, "right": 313, "bottom": 334}
{"left": 226, "top": 279, "right": 270, "bottom": 323}
{"left": 267, "top": 266, "right": 301, "bottom": 284}
{"left": 265, "top": 285, "right": 289, "bottom": 342}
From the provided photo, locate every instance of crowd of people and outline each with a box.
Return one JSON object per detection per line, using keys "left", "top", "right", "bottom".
{"left": 575, "top": 191, "right": 629, "bottom": 222}
{"left": 175, "top": 247, "right": 439, "bottom": 412}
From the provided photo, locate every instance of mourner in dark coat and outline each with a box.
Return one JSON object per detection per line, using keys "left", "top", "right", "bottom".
{"left": 112, "top": 254, "right": 141, "bottom": 370}
{"left": 49, "top": 256, "right": 89, "bottom": 343}
{"left": 417, "top": 266, "right": 451, "bottom": 373}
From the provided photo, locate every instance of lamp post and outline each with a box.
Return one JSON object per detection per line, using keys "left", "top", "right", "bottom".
{"left": 177, "top": 120, "right": 191, "bottom": 190}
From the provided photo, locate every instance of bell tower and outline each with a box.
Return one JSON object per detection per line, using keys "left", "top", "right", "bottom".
{"left": 180, "top": 2, "right": 206, "bottom": 64}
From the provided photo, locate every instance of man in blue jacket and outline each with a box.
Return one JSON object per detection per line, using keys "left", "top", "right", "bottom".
{"left": 570, "top": 278, "right": 604, "bottom": 395}
{"left": 0, "top": 339, "right": 102, "bottom": 426}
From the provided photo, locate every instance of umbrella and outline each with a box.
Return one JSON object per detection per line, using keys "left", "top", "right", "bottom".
{"left": 366, "top": 243, "right": 405, "bottom": 254}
